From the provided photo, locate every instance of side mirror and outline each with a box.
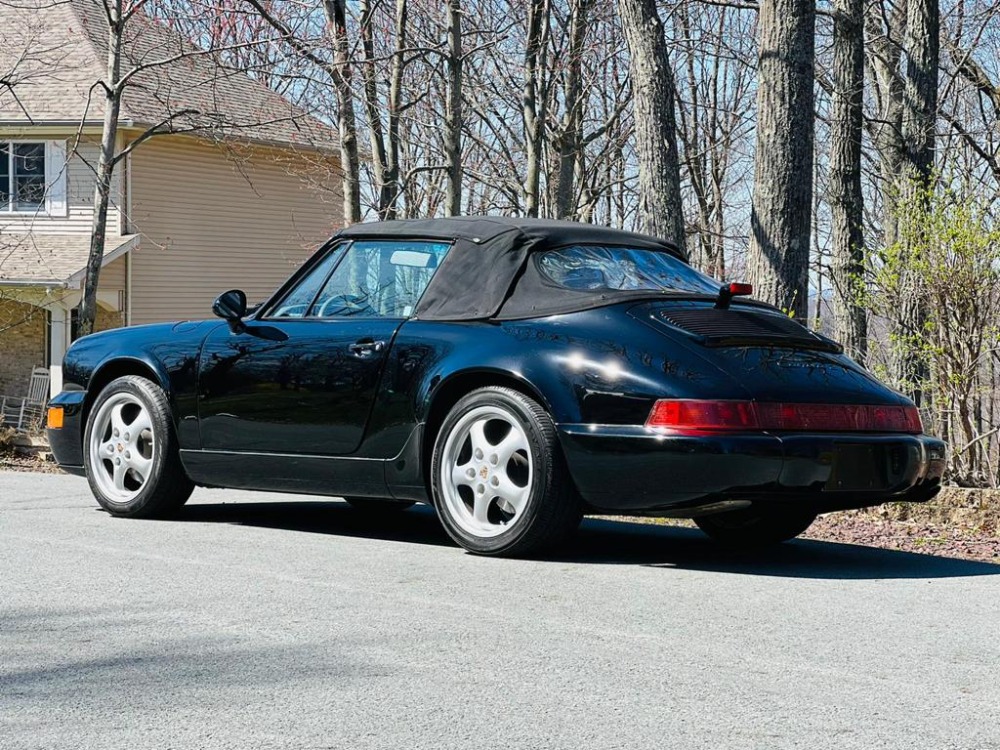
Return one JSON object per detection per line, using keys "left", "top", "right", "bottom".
{"left": 213, "top": 289, "right": 247, "bottom": 329}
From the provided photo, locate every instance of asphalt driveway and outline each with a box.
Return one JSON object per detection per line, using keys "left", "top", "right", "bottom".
{"left": 2, "top": 471, "right": 999, "bottom": 750}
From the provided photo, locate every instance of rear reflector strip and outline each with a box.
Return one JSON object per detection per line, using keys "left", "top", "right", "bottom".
{"left": 646, "top": 399, "right": 922, "bottom": 434}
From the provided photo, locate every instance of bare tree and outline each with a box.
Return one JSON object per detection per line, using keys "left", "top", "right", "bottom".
{"left": 829, "top": 0, "right": 867, "bottom": 360}
{"left": 241, "top": 0, "right": 360, "bottom": 225}
{"left": 901, "top": 0, "right": 939, "bottom": 189}
{"left": 746, "top": 0, "right": 815, "bottom": 318}
{"left": 358, "top": 0, "right": 410, "bottom": 220}
{"left": 70, "top": 0, "right": 331, "bottom": 336}
{"left": 522, "top": 0, "right": 552, "bottom": 218}
{"left": 0, "top": 1, "right": 66, "bottom": 119}
{"left": 616, "top": 0, "right": 686, "bottom": 251}
{"left": 321, "top": 0, "right": 362, "bottom": 225}
{"left": 152, "top": 0, "right": 302, "bottom": 97}
{"left": 939, "top": 0, "right": 1000, "bottom": 188}
{"left": 551, "top": 0, "right": 588, "bottom": 219}
{"left": 431, "top": 0, "right": 635, "bottom": 226}
{"left": 672, "top": 3, "right": 755, "bottom": 278}
{"left": 444, "top": 0, "right": 463, "bottom": 216}
{"left": 892, "top": 0, "right": 939, "bottom": 401}
{"left": 78, "top": 0, "right": 131, "bottom": 339}
{"left": 864, "top": 0, "right": 906, "bottom": 245}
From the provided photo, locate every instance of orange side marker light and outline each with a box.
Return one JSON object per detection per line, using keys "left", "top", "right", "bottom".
{"left": 47, "top": 407, "right": 64, "bottom": 429}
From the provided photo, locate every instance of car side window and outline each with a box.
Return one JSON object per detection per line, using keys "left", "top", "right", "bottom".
{"left": 309, "top": 240, "right": 451, "bottom": 319}
{"left": 269, "top": 244, "right": 346, "bottom": 318}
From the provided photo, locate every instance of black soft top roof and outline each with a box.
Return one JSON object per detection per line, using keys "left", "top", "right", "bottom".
{"left": 338, "top": 216, "right": 683, "bottom": 253}
{"left": 333, "top": 217, "right": 686, "bottom": 321}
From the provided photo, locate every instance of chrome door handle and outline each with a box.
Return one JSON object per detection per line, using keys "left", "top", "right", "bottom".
{"left": 349, "top": 339, "right": 385, "bottom": 357}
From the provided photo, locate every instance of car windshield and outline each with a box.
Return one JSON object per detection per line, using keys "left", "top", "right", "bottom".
{"left": 538, "top": 245, "right": 721, "bottom": 295}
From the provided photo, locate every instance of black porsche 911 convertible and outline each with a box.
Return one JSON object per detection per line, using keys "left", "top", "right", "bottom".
{"left": 47, "top": 217, "right": 945, "bottom": 556}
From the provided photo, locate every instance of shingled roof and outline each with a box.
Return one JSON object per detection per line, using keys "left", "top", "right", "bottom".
{"left": 0, "top": 233, "right": 139, "bottom": 286}
{"left": 0, "top": 0, "right": 335, "bottom": 151}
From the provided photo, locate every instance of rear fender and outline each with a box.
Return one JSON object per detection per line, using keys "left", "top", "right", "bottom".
{"left": 375, "top": 310, "right": 749, "bottom": 470}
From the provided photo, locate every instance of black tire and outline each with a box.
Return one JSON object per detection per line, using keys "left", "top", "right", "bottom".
{"left": 694, "top": 506, "right": 817, "bottom": 548}
{"left": 344, "top": 497, "right": 416, "bottom": 513}
{"left": 83, "top": 375, "right": 194, "bottom": 518}
{"left": 430, "top": 386, "right": 581, "bottom": 557}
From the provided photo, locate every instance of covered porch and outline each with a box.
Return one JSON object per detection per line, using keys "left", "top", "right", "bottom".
{"left": 0, "top": 233, "right": 138, "bottom": 402}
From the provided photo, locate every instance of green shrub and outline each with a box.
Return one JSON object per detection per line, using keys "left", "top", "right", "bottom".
{"left": 865, "top": 179, "right": 1000, "bottom": 486}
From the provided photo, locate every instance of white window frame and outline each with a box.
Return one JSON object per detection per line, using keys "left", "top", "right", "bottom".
{"left": 0, "top": 139, "right": 68, "bottom": 217}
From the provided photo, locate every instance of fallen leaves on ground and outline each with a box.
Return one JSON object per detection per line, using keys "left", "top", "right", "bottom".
{"left": 805, "top": 511, "right": 1000, "bottom": 564}
{"left": 0, "top": 452, "right": 61, "bottom": 474}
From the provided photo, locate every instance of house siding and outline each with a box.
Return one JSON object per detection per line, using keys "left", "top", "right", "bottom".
{"left": 128, "top": 136, "right": 340, "bottom": 324}
{"left": 0, "top": 137, "right": 122, "bottom": 236}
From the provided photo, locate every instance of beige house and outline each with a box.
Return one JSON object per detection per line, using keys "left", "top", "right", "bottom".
{"left": 0, "top": 0, "right": 341, "bottom": 401}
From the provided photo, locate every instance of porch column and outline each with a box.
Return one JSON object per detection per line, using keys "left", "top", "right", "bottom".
{"left": 48, "top": 305, "right": 71, "bottom": 398}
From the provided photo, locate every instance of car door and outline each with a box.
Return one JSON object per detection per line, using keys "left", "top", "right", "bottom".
{"left": 197, "top": 238, "right": 451, "bottom": 455}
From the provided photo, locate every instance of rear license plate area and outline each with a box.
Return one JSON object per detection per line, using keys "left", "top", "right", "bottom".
{"left": 825, "top": 444, "right": 899, "bottom": 492}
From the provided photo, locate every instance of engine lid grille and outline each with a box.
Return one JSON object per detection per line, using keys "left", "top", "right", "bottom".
{"left": 657, "top": 307, "right": 841, "bottom": 352}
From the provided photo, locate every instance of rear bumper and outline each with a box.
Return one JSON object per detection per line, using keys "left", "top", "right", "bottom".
{"left": 46, "top": 390, "right": 87, "bottom": 474}
{"left": 557, "top": 425, "right": 946, "bottom": 513}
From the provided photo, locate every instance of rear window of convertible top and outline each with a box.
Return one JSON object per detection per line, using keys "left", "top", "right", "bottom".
{"left": 537, "top": 245, "right": 721, "bottom": 295}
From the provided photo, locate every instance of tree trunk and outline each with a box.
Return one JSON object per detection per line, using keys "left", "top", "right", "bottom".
{"left": 385, "top": 0, "right": 406, "bottom": 221}
{"left": 359, "top": 0, "right": 392, "bottom": 219}
{"left": 445, "top": 0, "right": 463, "bottom": 216}
{"left": 523, "top": 0, "right": 551, "bottom": 218}
{"left": 894, "top": 0, "right": 939, "bottom": 404}
{"left": 617, "top": 0, "right": 686, "bottom": 252}
{"left": 673, "top": 3, "right": 710, "bottom": 269}
{"left": 829, "top": 0, "right": 867, "bottom": 361}
{"left": 322, "top": 0, "right": 362, "bottom": 225}
{"left": 746, "top": 0, "right": 815, "bottom": 319}
{"left": 553, "top": 0, "right": 588, "bottom": 219}
{"left": 866, "top": 0, "right": 907, "bottom": 247}
{"left": 901, "top": 0, "right": 938, "bottom": 187}
{"left": 79, "top": 0, "right": 124, "bottom": 338}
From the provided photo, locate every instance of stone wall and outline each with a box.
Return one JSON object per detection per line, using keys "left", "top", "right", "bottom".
{"left": 0, "top": 300, "right": 46, "bottom": 399}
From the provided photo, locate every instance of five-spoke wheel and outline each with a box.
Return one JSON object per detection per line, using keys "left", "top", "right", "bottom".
{"left": 431, "top": 387, "right": 581, "bottom": 556}
{"left": 89, "top": 392, "right": 156, "bottom": 502}
{"left": 439, "top": 405, "right": 533, "bottom": 538}
{"left": 84, "top": 375, "right": 193, "bottom": 517}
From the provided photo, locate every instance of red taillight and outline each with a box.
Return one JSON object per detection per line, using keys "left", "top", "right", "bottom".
{"left": 646, "top": 399, "right": 922, "bottom": 434}
{"left": 728, "top": 282, "right": 753, "bottom": 296}
{"left": 646, "top": 399, "right": 758, "bottom": 431}
{"left": 903, "top": 406, "right": 923, "bottom": 433}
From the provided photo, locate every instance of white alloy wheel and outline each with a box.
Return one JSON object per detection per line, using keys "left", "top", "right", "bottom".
{"left": 438, "top": 404, "right": 534, "bottom": 538}
{"left": 88, "top": 392, "right": 156, "bottom": 504}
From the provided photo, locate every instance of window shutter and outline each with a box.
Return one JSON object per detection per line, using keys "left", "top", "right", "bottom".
{"left": 45, "top": 140, "right": 68, "bottom": 217}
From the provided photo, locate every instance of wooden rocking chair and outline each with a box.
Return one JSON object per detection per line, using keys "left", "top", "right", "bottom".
{"left": 0, "top": 367, "right": 50, "bottom": 431}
